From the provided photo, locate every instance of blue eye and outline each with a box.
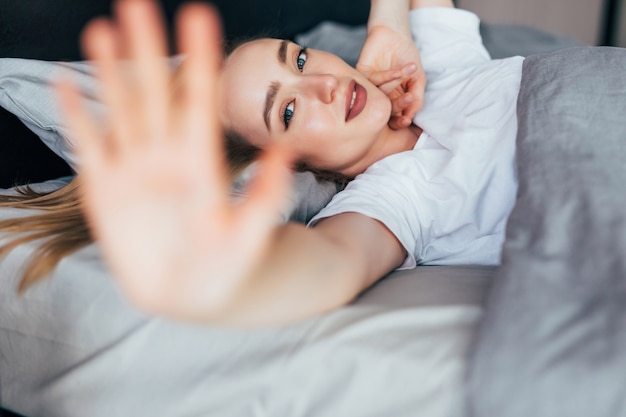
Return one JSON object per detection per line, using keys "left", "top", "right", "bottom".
{"left": 283, "top": 101, "right": 295, "bottom": 129}
{"left": 297, "top": 47, "right": 307, "bottom": 72}
{"left": 281, "top": 47, "right": 306, "bottom": 130}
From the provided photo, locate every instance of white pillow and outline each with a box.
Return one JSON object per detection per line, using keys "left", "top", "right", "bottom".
{"left": 0, "top": 58, "right": 338, "bottom": 223}
{"left": 0, "top": 58, "right": 103, "bottom": 169}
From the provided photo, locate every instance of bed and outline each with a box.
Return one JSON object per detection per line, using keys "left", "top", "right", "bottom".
{"left": 2, "top": 2, "right": 625, "bottom": 417}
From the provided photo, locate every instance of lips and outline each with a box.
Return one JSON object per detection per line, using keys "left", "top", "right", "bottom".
{"left": 345, "top": 80, "right": 367, "bottom": 122}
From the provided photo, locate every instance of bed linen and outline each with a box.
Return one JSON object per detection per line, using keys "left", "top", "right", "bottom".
{"left": 0, "top": 58, "right": 339, "bottom": 224}
{"left": 0, "top": 48, "right": 488, "bottom": 417}
{"left": 466, "top": 47, "right": 626, "bottom": 417}
{"left": 0, "top": 225, "right": 492, "bottom": 417}
{"left": 0, "top": 20, "right": 611, "bottom": 417}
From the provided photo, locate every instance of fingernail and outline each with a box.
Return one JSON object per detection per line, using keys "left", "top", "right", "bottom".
{"left": 403, "top": 63, "right": 417, "bottom": 75}
{"left": 403, "top": 94, "right": 415, "bottom": 104}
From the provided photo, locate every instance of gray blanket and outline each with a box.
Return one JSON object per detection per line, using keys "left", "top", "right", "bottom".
{"left": 0, "top": 23, "right": 618, "bottom": 417}
{"left": 466, "top": 47, "right": 626, "bottom": 417}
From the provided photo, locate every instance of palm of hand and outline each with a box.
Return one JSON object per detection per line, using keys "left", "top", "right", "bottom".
{"left": 57, "top": 0, "right": 292, "bottom": 321}
{"left": 83, "top": 137, "right": 255, "bottom": 315}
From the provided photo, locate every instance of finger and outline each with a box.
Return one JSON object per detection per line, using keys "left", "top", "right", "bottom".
{"left": 401, "top": 70, "right": 426, "bottom": 118}
{"left": 81, "top": 18, "right": 136, "bottom": 156}
{"left": 365, "top": 68, "right": 402, "bottom": 88}
{"left": 176, "top": 4, "right": 228, "bottom": 198}
{"left": 390, "top": 92, "right": 415, "bottom": 115}
{"left": 402, "top": 99, "right": 423, "bottom": 122}
{"left": 55, "top": 76, "right": 111, "bottom": 226}
{"left": 115, "top": 0, "right": 170, "bottom": 139}
{"left": 55, "top": 76, "right": 105, "bottom": 170}
{"left": 238, "top": 144, "right": 294, "bottom": 250}
{"left": 388, "top": 115, "right": 413, "bottom": 130}
{"left": 375, "top": 62, "right": 419, "bottom": 96}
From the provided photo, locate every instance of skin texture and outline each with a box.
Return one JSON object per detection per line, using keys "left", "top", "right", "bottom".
{"left": 53, "top": 0, "right": 451, "bottom": 325}
{"left": 360, "top": 0, "right": 426, "bottom": 129}
{"left": 219, "top": 39, "right": 420, "bottom": 177}
{"left": 57, "top": 0, "right": 295, "bottom": 319}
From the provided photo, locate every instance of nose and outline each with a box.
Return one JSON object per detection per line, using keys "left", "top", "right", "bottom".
{"left": 302, "top": 74, "right": 337, "bottom": 103}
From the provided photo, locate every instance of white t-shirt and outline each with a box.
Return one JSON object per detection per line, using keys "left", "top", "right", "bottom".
{"left": 310, "top": 8, "right": 525, "bottom": 268}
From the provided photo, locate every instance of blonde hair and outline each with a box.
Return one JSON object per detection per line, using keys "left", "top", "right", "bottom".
{"left": 0, "top": 130, "right": 266, "bottom": 292}
{"left": 0, "top": 131, "right": 351, "bottom": 292}
{"left": 0, "top": 39, "right": 351, "bottom": 292}
{"left": 0, "top": 179, "right": 89, "bottom": 292}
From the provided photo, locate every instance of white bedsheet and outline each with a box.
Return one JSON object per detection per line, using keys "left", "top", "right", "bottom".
{"left": 1, "top": 52, "right": 493, "bottom": 417}
{"left": 0, "top": 213, "right": 492, "bottom": 416}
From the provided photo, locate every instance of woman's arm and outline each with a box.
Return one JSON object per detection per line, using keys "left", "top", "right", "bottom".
{"left": 369, "top": 0, "right": 454, "bottom": 29}
{"left": 215, "top": 214, "right": 405, "bottom": 326}
{"left": 410, "top": 0, "right": 454, "bottom": 9}
{"left": 357, "top": 0, "right": 454, "bottom": 128}
{"left": 368, "top": 0, "right": 411, "bottom": 36}
{"left": 368, "top": 0, "right": 455, "bottom": 31}
{"left": 59, "top": 0, "right": 405, "bottom": 327}
{"left": 357, "top": 0, "right": 428, "bottom": 129}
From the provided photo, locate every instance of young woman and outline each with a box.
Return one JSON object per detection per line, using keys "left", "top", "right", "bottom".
{"left": 1, "top": 0, "right": 522, "bottom": 326}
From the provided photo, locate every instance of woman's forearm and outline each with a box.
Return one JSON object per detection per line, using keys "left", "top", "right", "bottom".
{"left": 410, "top": 0, "right": 454, "bottom": 9}
{"left": 368, "top": 0, "right": 411, "bottom": 36}
{"left": 205, "top": 214, "right": 405, "bottom": 327}
{"left": 213, "top": 223, "right": 367, "bottom": 326}
{"left": 367, "top": 0, "right": 454, "bottom": 36}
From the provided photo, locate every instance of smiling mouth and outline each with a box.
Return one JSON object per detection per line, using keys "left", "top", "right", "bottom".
{"left": 345, "top": 81, "right": 367, "bottom": 122}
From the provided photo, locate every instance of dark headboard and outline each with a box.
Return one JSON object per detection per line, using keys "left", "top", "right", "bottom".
{"left": 0, "top": 0, "right": 369, "bottom": 60}
{"left": 0, "top": 0, "right": 370, "bottom": 188}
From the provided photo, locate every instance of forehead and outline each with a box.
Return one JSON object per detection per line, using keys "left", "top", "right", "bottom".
{"left": 219, "top": 38, "right": 284, "bottom": 144}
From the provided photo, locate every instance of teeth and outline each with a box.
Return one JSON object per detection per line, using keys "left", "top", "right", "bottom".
{"left": 350, "top": 89, "right": 356, "bottom": 110}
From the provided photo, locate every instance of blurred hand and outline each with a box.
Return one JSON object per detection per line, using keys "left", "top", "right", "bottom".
{"left": 357, "top": 25, "right": 426, "bottom": 129}
{"left": 56, "top": 0, "right": 293, "bottom": 321}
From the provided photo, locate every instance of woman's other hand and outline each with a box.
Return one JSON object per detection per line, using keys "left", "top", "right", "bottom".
{"left": 55, "top": 0, "right": 293, "bottom": 321}
{"left": 357, "top": 25, "right": 426, "bottom": 130}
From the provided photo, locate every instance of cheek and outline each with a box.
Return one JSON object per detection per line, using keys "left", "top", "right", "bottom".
{"left": 298, "top": 105, "right": 335, "bottom": 139}
{"left": 369, "top": 89, "right": 392, "bottom": 122}
{"left": 291, "top": 117, "right": 338, "bottom": 162}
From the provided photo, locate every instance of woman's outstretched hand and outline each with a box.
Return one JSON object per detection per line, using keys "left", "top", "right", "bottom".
{"left": 357, "top": 25, "right": 426, "bottom": 129}
{"left": 56, "top": 0, "right": 293, "bottom": 321}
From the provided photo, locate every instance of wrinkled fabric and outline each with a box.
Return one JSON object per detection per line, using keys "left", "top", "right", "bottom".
{"left": 466, "top": 47, "right": 626, "bottom": 417}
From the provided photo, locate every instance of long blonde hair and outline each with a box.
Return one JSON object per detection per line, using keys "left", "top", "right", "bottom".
{"left": 0, "top": 131, "right": 265, "bottom": 292}
{"left": 0, "top": 41, "right": 350, "bottom": 292}
{"left": 0, "top": 179, "right": 89, "bottom": 292}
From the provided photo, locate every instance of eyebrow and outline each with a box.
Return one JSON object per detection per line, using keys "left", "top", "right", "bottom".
{"left": 263, "top": 40, "right": 290, "bottom": 131}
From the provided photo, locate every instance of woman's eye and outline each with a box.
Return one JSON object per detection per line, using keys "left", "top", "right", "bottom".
{"left": 297, "top": 47, "right": 308, "bottom": 72}
{"left": 283, "top": 101, "right": 295, "bottom": 129}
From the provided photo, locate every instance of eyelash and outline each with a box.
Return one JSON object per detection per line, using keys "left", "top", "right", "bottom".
{"left": 282, "top": 46, "right": 308, "bottom": 130}
{"left": 296, "top": 47, "right": 308, "bottom": 72}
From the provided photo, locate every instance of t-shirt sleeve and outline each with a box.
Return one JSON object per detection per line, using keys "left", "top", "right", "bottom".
{"left": 409, "top": 8, "right": 490, "bottom": 72}
{"left": 308, "top": 155, "right": 425, "bottom": 271}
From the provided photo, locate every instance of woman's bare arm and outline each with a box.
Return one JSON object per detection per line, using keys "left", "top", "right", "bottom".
{"left": 358, "top": 0, "right": 426, "bottom": 127}
{"left": 59, "top": 0, "right": 405, "bottom": 327}
{"left": 410, "top": 0, "right": 454, "bottom": 9}
{"left": 214, "top": 214, "right": 405, "bottom": 326}
{"left": 357, "top": 0, "right": 454, "bottom": 127}
{"left": 368, "top": 0, "right": 411, "bottom": 36}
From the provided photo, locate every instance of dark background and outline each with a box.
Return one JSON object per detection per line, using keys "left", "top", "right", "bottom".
{"left": 0, "top": 0, "right": 371, "bottom": 188}
{"left": 0, "top": 0, "right": 371, "bottom": 60}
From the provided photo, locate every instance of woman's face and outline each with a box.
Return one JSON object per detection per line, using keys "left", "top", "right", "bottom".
{"left": 219, "top": 39, "right": 392, "bottom": 175}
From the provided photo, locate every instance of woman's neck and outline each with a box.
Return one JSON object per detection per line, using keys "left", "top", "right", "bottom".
{"left": 342, "top": 124, "right": 423, "bottom": 177}
{"left": 380, "top": 123, "right": 423, "bottom": 159}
